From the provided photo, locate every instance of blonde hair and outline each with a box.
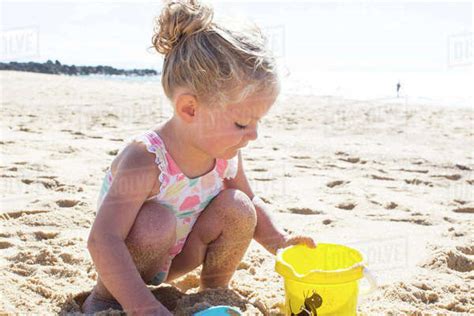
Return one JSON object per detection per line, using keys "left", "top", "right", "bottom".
{"left": 152, "top": 0, "right": 280, "bottom": 107}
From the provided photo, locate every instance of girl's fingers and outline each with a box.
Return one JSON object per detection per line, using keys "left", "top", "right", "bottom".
{"left": 285, "top": 235, "right": 317, "bottom": 248}
{"left": 300, "top": 237, "right": 317, "bottom": 248}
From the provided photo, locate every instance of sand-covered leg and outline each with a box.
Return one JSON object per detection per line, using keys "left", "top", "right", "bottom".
{"left": 199, "top": 190, "right": 256, "bottom": 289}
{"left": 198, "top": 189, "right": 257, "bottom": 290}
{"left": 165, "top": 189, "right": 257, "bottom": 289}
{"left": 165, "top": 189, "right": 257, "bottom": 288}
{"left": 82, "top": 200, "right": 177, "bottom": 313}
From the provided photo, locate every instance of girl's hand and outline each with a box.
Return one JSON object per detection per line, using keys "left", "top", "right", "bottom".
{"left": 275, "top": 234, "right": 317, "bottom": 254}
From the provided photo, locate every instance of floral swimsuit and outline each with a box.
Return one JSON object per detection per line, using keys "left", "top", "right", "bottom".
{"left": 96, "top": 129, "right": 239, "bottom": 285}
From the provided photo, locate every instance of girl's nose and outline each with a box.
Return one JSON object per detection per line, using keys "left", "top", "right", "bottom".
{"left": 246, "top": 126, "right": 258, "bottom": 141}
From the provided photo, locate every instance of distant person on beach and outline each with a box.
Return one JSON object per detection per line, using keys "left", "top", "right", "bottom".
{"left": 81, "top": 1, "right": 316, "bottom": 315}
{"left": 397, "top": 81, "right": 401, "bottom": 98}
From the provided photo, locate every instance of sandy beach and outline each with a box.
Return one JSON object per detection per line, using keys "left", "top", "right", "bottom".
{"left": 0, "top": 70, "right": 472, "bottom": 315}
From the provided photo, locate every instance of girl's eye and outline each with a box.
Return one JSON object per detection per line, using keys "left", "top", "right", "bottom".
{"left": 235, "top": 122, "right": 248, "bottom": 129}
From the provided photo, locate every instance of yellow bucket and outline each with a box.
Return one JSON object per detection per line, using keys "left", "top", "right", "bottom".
{"left": 275, "top": 243, "right": 377, "bottom": 316}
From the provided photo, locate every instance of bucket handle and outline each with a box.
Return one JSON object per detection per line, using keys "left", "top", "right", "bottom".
{"left": 359, "top": 266, "right": 377, "bottom": 295}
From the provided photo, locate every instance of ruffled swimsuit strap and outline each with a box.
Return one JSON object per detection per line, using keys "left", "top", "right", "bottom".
{"left": 130, "top": 130, "right": 170, "bottom": 187}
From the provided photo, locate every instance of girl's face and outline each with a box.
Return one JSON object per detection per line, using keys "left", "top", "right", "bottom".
{"left": 194, "top": 90, "right": 278, "bottom": 160}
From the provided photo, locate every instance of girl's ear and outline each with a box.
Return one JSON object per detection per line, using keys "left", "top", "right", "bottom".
{"left": 175, "top": 93, "right": 198, "bottom": 123}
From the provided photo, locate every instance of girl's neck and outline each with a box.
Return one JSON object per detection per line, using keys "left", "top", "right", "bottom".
{"left": 156, "top": 118, "right": 216, "bottom": 179}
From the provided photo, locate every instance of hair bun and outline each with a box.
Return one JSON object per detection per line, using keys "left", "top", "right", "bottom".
{"left": 153, "top": 0, "right": 213, "bottom": 55}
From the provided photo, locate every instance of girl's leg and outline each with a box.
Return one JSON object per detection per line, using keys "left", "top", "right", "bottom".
{"left": 82, "top": 200, "right": 177, "bottom": 313}
{"left": 165, "top": 189, "right": 257, "bottom": 290}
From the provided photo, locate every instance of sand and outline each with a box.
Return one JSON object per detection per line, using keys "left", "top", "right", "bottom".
{"left": 0, "top": 70, "right": 473, "bottom": 315}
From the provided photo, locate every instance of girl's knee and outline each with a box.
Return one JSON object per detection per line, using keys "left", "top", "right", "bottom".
{"left": 217, "top": 189, "right": 257, "bottom": 229}
{"left": 125, "top": 200, "right": 177, "bottom": 249}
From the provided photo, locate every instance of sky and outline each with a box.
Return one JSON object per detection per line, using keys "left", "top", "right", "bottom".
{"left": 1, "top": 1, "right": 472, "bottom": 103}
{"left": 1, "top": 1, "right": 472, "bottom": 73}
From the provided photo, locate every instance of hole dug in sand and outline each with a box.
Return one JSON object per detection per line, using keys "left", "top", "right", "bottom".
{"left": 64, "top": 285, "right": 258, "bottom": 315}
{"left": 63, "top": 286, "right": 185, "bottom": 315}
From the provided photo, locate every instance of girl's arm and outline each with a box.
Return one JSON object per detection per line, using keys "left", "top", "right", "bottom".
{"left": 224, "top": 151, "right": 316, "bottom": 255}
{"left": 87, "top": 143, "right": 170, "bottom": 315}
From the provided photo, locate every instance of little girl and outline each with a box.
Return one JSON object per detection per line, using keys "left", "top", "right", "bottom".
{"left": 82, "top": 0, "right": 316, "bottom": 315}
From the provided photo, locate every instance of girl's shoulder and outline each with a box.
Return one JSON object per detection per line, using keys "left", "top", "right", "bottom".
{"left": 110, "top": 129, "right": 239, "bottom": 194}
{"left": 109, "top": 131, "right": 165, "bottom": 199}
{"left": 110, "top": 131, "right": 164, "bottom": 176}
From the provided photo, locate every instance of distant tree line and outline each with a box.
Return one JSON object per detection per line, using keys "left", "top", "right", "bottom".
{"left": 0, "top": 60, "right": 159, "bottom": 76}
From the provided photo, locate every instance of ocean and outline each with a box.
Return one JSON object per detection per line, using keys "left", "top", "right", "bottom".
{"left": 78, "top": 69, "right": 472, "bottom": 109}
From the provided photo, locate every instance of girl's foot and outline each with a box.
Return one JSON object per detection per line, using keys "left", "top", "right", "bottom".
{"left": 81, "top": 288, "right": 123, "bottom": 314}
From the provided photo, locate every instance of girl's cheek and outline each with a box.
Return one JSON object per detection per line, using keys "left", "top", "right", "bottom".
{"left": 220, "top": 131, "right": 239, "bottom": 146}
{"left": 231, "top": 128, "right": 244, "bottom": 142}
{"left": 234, "top": 131, "right": 245, "bottom": 144}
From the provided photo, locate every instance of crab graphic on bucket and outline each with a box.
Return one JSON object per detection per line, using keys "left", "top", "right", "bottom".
{"left": 275, "top": 243, "right": 377, "bottom": 316}
{"left": 289, "top": 290, "right": 323, "bottom": 315}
